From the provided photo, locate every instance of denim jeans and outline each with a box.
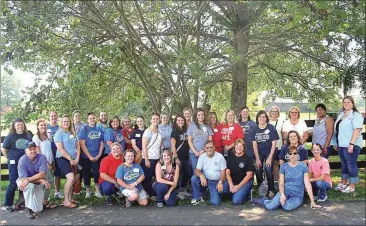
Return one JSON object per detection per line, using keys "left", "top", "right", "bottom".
{"left": 4, "top": 159, "right": 21, "bottom": 206}
{"left": 223, "top": 179, "right": 253, "bottom": 205}
{"left": 255, "top": 153, "right": 274, "bottom": 193}
{"left": 189, "top": 152, "right": 199, "bottom": 174}
{"left": 79, "top": 157, "right": 101, "bottom": 187}
{"left": 152, "top": 182, "right": 177, "bottom": 207}
{"left": 338, "top": 146, "right": 360, "bottom": 184}
{"left": 191, "top": 175, "right": 222, "bottom": 205}
{"left": 100, "top": 181, "right": 117, "bottom": 196}
{"left": 141, "top": 159, "right": 158, "bottom": 196}
{"left": 179, "top": 159, "right": 192, "bottom": 189}
{"left": 246, "top": 148, "right": 254, "bottom": 161}
{"left": 258, "top": 192, "right": 303, "bottom": 211}
{"left": 311, "top": 180, "right": 331, "bottom": 199}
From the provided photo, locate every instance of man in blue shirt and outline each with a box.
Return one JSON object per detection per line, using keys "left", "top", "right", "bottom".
{"left": 17, "top": 142, "right": 51, "bottom": 219}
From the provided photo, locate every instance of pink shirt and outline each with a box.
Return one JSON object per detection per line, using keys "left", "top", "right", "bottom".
{"left": 309, "top": 157, "right": 332, "bottom": 187}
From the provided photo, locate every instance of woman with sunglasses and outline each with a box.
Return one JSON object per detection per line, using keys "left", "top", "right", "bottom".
{"left": 279, "top": 130, "right": 308, "bottom": 165}
{"left": 252, "top": 146, "right": 321, "bottom": 211}
{"left": 309, "top": 143, "right": 332, "bottom": 202}
{"left": 282, "top": 106, "right": 309, "bottom": 145}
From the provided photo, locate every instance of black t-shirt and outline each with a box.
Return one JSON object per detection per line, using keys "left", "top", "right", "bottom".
{"left": 227, "top": 154, "right": 254, "bottom": 185}
{"left": 130, "top": 129, "right": 145, "bottom": 150}
{"left": 2, "top": 133, "right": 33, "bottom": 161}
{"left": 171, "top": 129, "right": 189, "bottom": 161}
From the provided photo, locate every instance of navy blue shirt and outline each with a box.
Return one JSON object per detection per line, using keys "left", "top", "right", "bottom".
{"left": 130, "top": 128, "right": 145, "bottom": 151}
{"left": 279, "top": 145, "right": 308, "bottom": 163}
{"left": 239, "top": 120, "right": 256, "bottom": 150}
{"left": 2, "top": 133, "right": 33, "bottom": 161}
{"left": 251, "top": 124, "right": 279, "bottom": 155}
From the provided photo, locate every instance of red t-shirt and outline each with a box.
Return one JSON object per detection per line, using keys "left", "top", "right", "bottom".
{"left": 98, "top": 154, "right": 124, "bottom": 185}
{"left": 220, "top": 123, "right": 244, "bottom": 147}
{"left": 122, "top": 127, "right": 134, "bottom": 150}
{"left": 211, "top": 124, "right": 223, "bottom": 153}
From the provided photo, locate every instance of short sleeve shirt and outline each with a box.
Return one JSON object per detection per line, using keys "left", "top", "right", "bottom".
{"left": 130, "top": 128, "right": 145, "bottom": 151}
{"left": 33, "top": 134, "right": 54, "bottom": 164}
{"left": 279, "top": 145, "right": 308, "bottom": 163}
{"left": 115, "top": 163, "right": 144, "bottom": 191}
{"left": 78, "top": 125, "right": 103, "bottom": 158}
{"left": 282, "top": 119, "right": 308, "bottom": 140}
{"left": 158, "top": 124, "right": 173, "bottom": 149}
{"left": 280, "top": 161, "right": 308, "bottom": 197}
{"left": 17, "top": 154, "right": 47, "bottom": 179}
{"left": 227, "top": 154, "right": 254, "bottom": 185}
{"left": 54, "top": 129, "right": 78, "bottom": 159}
{"left": 220, "top": 123, "right": 244, "bottom": 147}
{"left": 309, "top": 157, "right": 332, "bottom": 187}
{"left": 251, "top": 124, "right": 279, "bottom": 155}
{"left": 142, "top": 128, "right": 162, "bottom": 160}
{"left": 2, "top": 133, "right": 33, "bottom": 161}
{"left": 171, "top": 129, "right": 189, "bottom": 161}
{"left": 104, "top": 128, "right": 125, "bottom": 154}
{"left": 239, "top": 120, "right": 257, "bottom": 150}
{"left": 99, "top": 155, "right": 123, "bottom": 185}
{"left": 187, "top": 122, "right": 213, "bottom": 153}
{"left": 196, "top": 152, "right": 226, "bottom": 181}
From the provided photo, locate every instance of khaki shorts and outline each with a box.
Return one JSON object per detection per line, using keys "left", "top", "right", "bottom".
{"left": 122, "top": 188, "right": 148, "bottom": 201}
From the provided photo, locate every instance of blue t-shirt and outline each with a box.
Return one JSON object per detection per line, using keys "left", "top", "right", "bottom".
{"left": 158, "top": 124, "right": 173, "bottom": 149}
{"left": 130, "top": 128, "right": 145, "bottom": 150}
{"left": 54, "top": 129, "right": 78, "bottom": 159}
{"left": 104, "top": 128, "right": 125, "bottom": 154}
{"left": 279, "top": 145, "right": 308, "bottom": 163}
{"left": 239, "top": 120, "right": 256, "bottom": 150}
{"left": 78, "top": 125, "right": 103, "bottom": 158}
{"left": 251, "top": 124, "right": 279, "bottom": 155}
{"left": 280, "top": 161, "right": 308, "bottom": 197}
{"left": 96, "top": 122, "right": 109, "bottom": 140}
{"left": 187, "top": 122, "right": 213, "bottom": 153}
{"left": 115, "top": 163, "right": 144, "bottom": 191}
{"left": 47, "top": 124, "right": 59, "bottom": 151}
{"left": 18, "top": 153, "right": 47, "bottom": 179}
{"left": 2, "top": 133, "right": 33, "bottom": 161}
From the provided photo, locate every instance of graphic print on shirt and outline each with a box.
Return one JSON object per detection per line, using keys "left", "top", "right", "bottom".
{"left": 239, "top": 162, "right": 245, "bottom": 168}
{"left": 221, "top": 126, "right": 235, "bottom": 141}
{"left": 124, "top": 168, "right": 140, "bottom": 181}
{"left": 193, "top": 126, "right": 209, "bottom": 137}
{"left": 254, "top": 129, "right": 271, "bottom": 143}
{"left": 88, "top": 131, "right": 101, "bottom": 140}
{"left": 15, "top": 138, "right": 29, "bottom": 149}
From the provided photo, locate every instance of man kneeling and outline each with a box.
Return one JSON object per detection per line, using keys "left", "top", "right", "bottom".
{"left": 17, "top": 142, "right": 51, "bottom": 219}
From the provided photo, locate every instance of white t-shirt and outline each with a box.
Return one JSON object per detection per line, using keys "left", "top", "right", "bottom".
{"left": 196, "top": 152, "right": 226, "bottom": 180}
{"left": 32, "top": 134, "right": 54, "bottom": 164}
{"left": 269, "top": 119, "right": 284, "bottom": 149}
{"left": 142, "top": 128, "right": 162, "bottom": 160}
{"left": 282, "top": 119, "right": 308, "bottom": 140}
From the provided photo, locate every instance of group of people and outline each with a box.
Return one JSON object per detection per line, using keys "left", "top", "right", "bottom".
{"left": 1, "top": 95, "right": 363, "bottom": 219}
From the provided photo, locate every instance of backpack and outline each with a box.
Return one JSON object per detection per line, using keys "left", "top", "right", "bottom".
{"left": 258, "top": 166, "right": 269, "bottom": 197}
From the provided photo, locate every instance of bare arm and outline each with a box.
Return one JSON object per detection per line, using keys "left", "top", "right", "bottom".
{"left": 100, "top": 173, "right": 118, "bottom": 185}
{"left": 324, "top": 117, "right": 334, "bottom": 151}
{"left": 131, "top": 139, "right": 141, "bottom": 153}
{"left": 237, "top": 171, "right": 253, "bottom": 189}
{"left": 301, "top": 131, "right": 309, "bottom": 145}
{"left": 79, "top": 140, "right": 93, "bottom": 159}
{"left": 171, "top": 137, "right": 178, "bottom": 158}
{"left": 1, "top": 148, "right": 8, "bottom": 159}
{"left": 188, "top": 135, "right": 198, "bottom": 154}
{"left": 166, "top": 166, "right": 180, "bottom": 195}
{"left": 155, "top": 163, "right": 174, "bottom": 186}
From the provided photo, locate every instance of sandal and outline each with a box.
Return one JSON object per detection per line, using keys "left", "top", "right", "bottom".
{"left": 43, "top": 201, "right": 57, "bottom": 209}
{"left": 70, "top": 199, "right": 79, "bottom": 204}
{"left": 63, "top": 202, "right": 76, "bottom": 208}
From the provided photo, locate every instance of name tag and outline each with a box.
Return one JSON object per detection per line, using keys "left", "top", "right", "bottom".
{"left": 214, "top": 128, "right": 218, "bottom": 132}
{"left": 47, "top": 129, "right": 52, "bottom": 133}
{"left": 161, "top": 165, "right": 166, "bottom": 170}
{"left": 69, "top": 134, "right": 75, "bottom": 139}
{"left": 98, "top": 132, "right": 101, "bottom": 136}
{"left": 133, "top": 168, "right": 139, "bottom": 173}
{"left": 10, "top": 160, "right": 16, "bottom": 164}
{"left": 136, "top": 134, "right": 141, "bottom": 138}
{"left": 202, "top": 127, "right": 207, "bottom": 132}
{"left": 264, "top": 129, "right": 270, "bottom": 134}
{"left": 229, "top": 126, "right": 234, "bottom": 130}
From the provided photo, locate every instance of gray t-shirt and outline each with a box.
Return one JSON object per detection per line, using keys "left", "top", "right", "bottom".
{"left": 187, "top": 122, "right": 213, "bottom": 153}
{"left": 280, "top": 161, "right": 308, "bottom": 197}
{"left": 196, "top": 152, "right": 226, "bottom": 181}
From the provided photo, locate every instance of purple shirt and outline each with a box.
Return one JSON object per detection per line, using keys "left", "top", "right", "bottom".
{"left": 17, "top": 153, "right": 47, "bottom": 179}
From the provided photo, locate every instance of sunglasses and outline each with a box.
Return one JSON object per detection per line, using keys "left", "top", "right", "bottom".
{"left": 288, "top": 152, "right": 298, "bottom": 155}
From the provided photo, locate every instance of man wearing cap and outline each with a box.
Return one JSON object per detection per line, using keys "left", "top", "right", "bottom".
{"left": 17, "top": 142, "right": 50, "bottom": 219}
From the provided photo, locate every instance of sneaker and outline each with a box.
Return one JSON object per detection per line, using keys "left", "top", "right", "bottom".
{"left": 149, "top": 196, "right": 157, "bottom": 202}
{"left": 317, "top": 195, "right": 327, "bottom": 202}
{"left": 94, "top": 192, "right": 103, "bottom": 198}
{"left": 125, "top": 199, "right": 132, "bottom": 208}
{"left": 85, "top": 192, "right": 92, "bottom": 199}
{"left": 25, "top": 208, "right": 35, "bottom": 219}
{"left": 106, "top": 196, "right": 112, "bottom": 206}
{"left": 54, "top": 192, "right": 64, "bottom": 199}
{"left": 4, "top": 206, "right": 14, "bottom": 212}
{"left": 334, "top": 184, "right": 347, "bottom": 191}
{"left": 157, "top": 202, "right": 164, "bottom": 208}
{"left": 341, "top": 186, "right": 355, "bottom": 193}
{"left": 191, "top": 197, "right": 204, "bottom": 206}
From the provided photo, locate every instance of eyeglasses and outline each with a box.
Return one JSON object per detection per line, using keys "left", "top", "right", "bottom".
{"left": 288, "top": 152, "right": 298, "bottom": 155}
{"left": 290, "top": 112, "right": 299, "bottom": 114}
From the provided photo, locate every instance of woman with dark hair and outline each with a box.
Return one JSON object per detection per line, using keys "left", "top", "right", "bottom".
{"left": 104, "top": 116, "right": 125, "bottom": 156}
{"left": 220, "top": 110, "right": 244, "bottom": 158}
{"left": 78, "top": 112, "right": 104, "bottom": 199}
{"left": 171, "top": 114, "right": 191, "bottom": 199}
{"left": 333, "top": 96, "right": 363, "bottom": 193}
{"left": 187, "top": 108, "right": 213, "bottom": 173}
{"left": 224, "top": 139, "right": 254, "bottom": 205}
{"left": 121, "top": 116, "right": 134, "bottom": 150}
{"left": 238, "top": 106, "right": 257, "bottom": 160}
{"left": 153, "top": 149, "right": 180, "bottom": 207}
{"left": 1, "top": 118, "right": 32, "bottom": 212}
{"left": 208, "top": 112, "right": 222, "bottom": 153}
{"left": 131, "top": 116, "right": 146, "bottom": 163}
{"left": 252, "top": 110, "right": 279, "bottom": 198}
{"left": 312, "top": 104, "right": 334, "bottom": 158}
{"left": 54, "top": 115, "right": 80, "bottom": 208}
{"left": 279, "top": 130, "right": 308, "bottom": 165}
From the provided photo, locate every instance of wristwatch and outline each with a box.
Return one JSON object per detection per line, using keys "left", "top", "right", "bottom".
{"left": 218, "top": 180, "right": 223, "bottom": 184}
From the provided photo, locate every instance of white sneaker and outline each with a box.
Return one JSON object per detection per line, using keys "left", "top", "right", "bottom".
{"left": 85, "top": 192, "right": 92, "bottom": 199}
{"left": 54, "top": 192, "right": 64, "bottom": 199}
{"left": 317, "top": 195, "right": 327, "bottom": 202}
{"left": 341, "top": 186, "right": 355, "bottom": 193}
{"left": 94, "top": 192, "right": 103, "bottom": 198}
{"left": 334, "top": 184, "right": 347, "bottom": 191}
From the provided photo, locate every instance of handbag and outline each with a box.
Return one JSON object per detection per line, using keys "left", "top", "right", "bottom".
{"left": 258, "top": 165, "right": 269, "bottom": 197}
{"left": 71, "top": 165, "right": 82, "bottom": 194}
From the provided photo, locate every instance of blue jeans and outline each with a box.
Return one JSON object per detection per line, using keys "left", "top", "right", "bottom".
{"left": 191, "top": 175, "right": 222, "bottom": 205}
{"left": 311, "top": 180, "right": 331, "bottom": 199}
{"left": 179, "top": 159, "right": 192, "bottom": 189}
{"left": 223, "top": 179, "right": 253, "bottom": 205}
{"left": 100, "top": 181, "right": 117, "bottom": 196}
{"left": 4, "top": 160, "right": 20, "bottom": 206}
{"left": 255, "top": 152, "right": 274, "bottom": 192}
{"left": 258, "top": 192, "right": 303, "bottom": 211}
{"left": 246, "top": 148, "right": 254, "bottom": 161}
{"left": 152, "top": 182, "right": 177, "bottom": 207}
{"left": 189, "top": 152, "right": 199, "bottom": 174}
{"left": 338, "top": 146, "right": 360, "bottom": 184}
{"left": 321, "top": 146, "right": 333, "bottom": 159}
{"left": 141, "top": 159, "right": 158, "bottom": 196}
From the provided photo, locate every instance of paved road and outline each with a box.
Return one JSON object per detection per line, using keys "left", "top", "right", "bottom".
{"left": 1, "top": 200, "right": 365, "bottom": 225}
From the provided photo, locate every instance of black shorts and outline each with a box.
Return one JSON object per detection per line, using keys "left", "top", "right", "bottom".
{"left": 56, "top": 157, "right": 73, "bottom": 176}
